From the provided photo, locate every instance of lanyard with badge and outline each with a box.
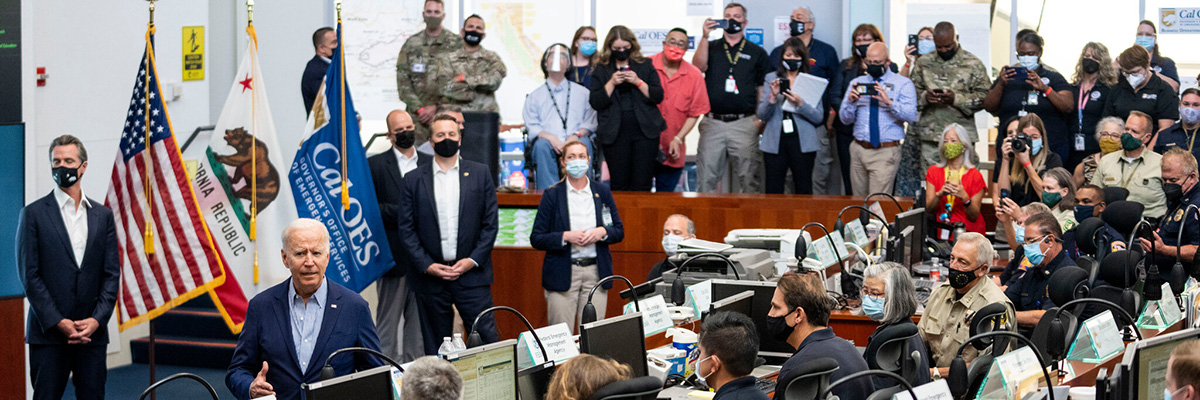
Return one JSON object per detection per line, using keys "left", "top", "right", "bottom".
{"left": 412, "top": 34, "right": 441, "bottom": 74}
{"left": 724, "top": 40, "right": 746, "bottom": 94}
{"left": 545, "top": 82, "right": 571, "bottom": 131}
{"left": 1185, "top": 126, "right": 1200, "bottom": 152}
{"left": 1019, "top": 68, "right": 1038, "bottom": 117}
{"left": 1076, "top": 86, "right": 1092, "bottom": 151}
{"left": 1121, "top": 160, "right": 1142, "bottom": 188}
{"left": 940, "top": 167, "right": 965, "bottom": 224}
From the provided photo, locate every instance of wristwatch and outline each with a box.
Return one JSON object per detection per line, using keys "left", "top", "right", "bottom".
{"left": 963, "top": 199, "right": 972, "bottom": 207}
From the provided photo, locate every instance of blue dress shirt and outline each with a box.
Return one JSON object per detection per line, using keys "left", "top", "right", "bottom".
{"left": 288, "top": 279, "right": 328, "bottom": 373}
{"left": 838, "top": 70, "right": 918, "bottom": 144}
{"left": 523, "top": 79, "right": 598, "bottom": 142}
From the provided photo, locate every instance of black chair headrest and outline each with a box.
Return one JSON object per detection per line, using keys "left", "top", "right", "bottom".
{"left": 587, "top": 376, "right": 663, "bottom": 400}
{"left": 1048, "top": 266, "right": 1090, "bottom": 307}
{"left": 864, "top": 323, "right": 918, "bottom": 371}
{"left": 968, "top": 303, "right": 1010, "bottom": 351}
{"left": 783, "top": 357, "right": 839, "bottom": 400}
{"left": 1075, "top": 218, "right": 1105, "bottom": 254}
{"left": 1099, "top": 250, "right": 1139, "bottom": 288}
{"left": 1103, "top": 187, "right": 1130, "bottom": 203}
{"left": 1102, "top": 201, "right": 1144, "bottom": 236}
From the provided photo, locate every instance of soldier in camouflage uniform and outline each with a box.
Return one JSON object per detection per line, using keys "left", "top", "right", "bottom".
{"left": 395, "top": 0, "right": 462, "bottom": 145}
{"left": 431, "top": 15, "right": 507, "bottom": 113}
{"left": 910, "top": 22, "right": 991, "bottom": 171}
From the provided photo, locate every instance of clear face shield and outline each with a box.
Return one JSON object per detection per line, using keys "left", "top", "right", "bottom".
{"left": 548, "top": 45, "right": 569, "bottom": 73}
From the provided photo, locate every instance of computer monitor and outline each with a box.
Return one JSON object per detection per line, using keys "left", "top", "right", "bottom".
{"left": 1120, "top": 327, "right": 1200, "bottom": 400}
{"left": 580, "top": 312, "right": 648, "bottom": 377}
{"left": 887, "top": 226, "right": 915, "bottom": 271}
{"left": 302, "top": 365, "right": 394, "bottom": 400}
{"left": 707, "top": 290, "right": 754, "bottom": 319}
{"left": 445, "top": 338, "right": 520, "bottom": 400}
{"left": 893, "top": 208, "right": 925, "bottom": 266}
{"left": 709, "top": 279, "right": 794, "bottom": 361}
{"left": 518, "top": 361, "right": 555, "bottom": 400}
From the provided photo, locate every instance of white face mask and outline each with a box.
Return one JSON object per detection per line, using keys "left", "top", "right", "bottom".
{"left": 1126, "top": 72, "right": 1146, "bottom": 88}
{"left": 1017, "top": 55, "right": 1040, "bottom": 71}
{"left": 696, "top": 356, "right": 715, "bottom": 389}
{"left": 663, "top": 234, "right": 684, "bottom": 256}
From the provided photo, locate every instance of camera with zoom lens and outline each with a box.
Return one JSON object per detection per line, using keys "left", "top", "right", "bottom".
{"left": 1009, "top": 133, "right": 1031, "bottom": 155}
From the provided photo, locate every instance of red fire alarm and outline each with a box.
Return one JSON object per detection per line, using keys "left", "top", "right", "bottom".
{"left": 36, "top": 67, "right": 48, "bottom": 87}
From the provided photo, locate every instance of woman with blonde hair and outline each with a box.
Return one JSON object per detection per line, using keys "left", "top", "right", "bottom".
{"left": 1066, "top": 42, "right": 1118, "bottom": 171}
{"left": 547, "top": 354, "right": 631, "bottom": 400}
{"left": 996, "top": 114, "right": 1063, "bottom": 209}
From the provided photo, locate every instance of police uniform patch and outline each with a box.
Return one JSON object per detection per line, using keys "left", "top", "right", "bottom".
{"left": 1176, "top": 209, "right": 1185, "bottom": 221}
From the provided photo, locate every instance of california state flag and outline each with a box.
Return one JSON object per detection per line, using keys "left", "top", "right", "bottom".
{"left": 188, "top": 25, "right": 296, "bottom": 334}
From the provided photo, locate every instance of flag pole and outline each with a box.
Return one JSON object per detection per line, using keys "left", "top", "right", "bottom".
{"left": 247, "top": 0, "right": 259, "bottom": 284}
{"left": 145, "top": 3, "right": 157, "bottom": 398}
{"left": 337, "top": 0, "right": 349, "bottom": 210}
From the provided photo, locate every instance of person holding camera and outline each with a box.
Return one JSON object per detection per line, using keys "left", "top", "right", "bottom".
{"left": 984, "top": 30, "right": 1073, "bottom": 169}
{"left": 909, "top": 22, "right": 991, "bottom": 173}
{"left": 924, "top": 123, "right": 985, "bottom": 237}
{"left": 1090, "top": 111, "right": 1167, "bottom": 219}
{"left": 995, "top": 114, "right": 1063, "bottom": 213}
{"left": 838, "top": 42, "right": 917, "bottom": 197}
{"left": 758, "top": 37, "right": 822, "bottom": 194}
{"left": 829, "top": 24, "right": 896, "bottom": 195}
{"left": 589, "top": 25, "right": 666, "bottom": 191}
{"left": 900, "top": 26, "right": 933, "bottom": 78}
{"left": 1066, "top": 42, "right": 1117, "bottom": 172}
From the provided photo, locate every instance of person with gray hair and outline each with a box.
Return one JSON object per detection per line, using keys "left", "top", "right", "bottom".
{"left": 917, "top": 232, "right": 1014, "bottom": 377}
{"left": 1074, "top": 116, "right": 1124, "bottom": 187}
{"left": 861, "top": 262, "right": 931, "bottom": 387}
{"left": 647, "top": 214, "right": 696, "bottom": 280}
{"left": 401, "top": 356, "right": 463, "bottom": 400}
{"left": 924, "top": 123, "right": 986, "bottom": 236}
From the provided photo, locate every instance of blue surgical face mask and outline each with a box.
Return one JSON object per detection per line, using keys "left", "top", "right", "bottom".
{"left": 1024, "top": 236, "right": 1048, "bottom": 266}
{"left": 1013, "top": 222, "right": 1026, "bottom": 244}
{"left": 862, "top": 295, "right": 885, "bottom": 321}
{"left": 918, "top": 39, "right": 935, "bottom": 55}
{"left": 1180, "top": 106, "right": 1200, "bottom": 125}
{"left": 1018, "top": 55, "right": 1040, "bottom": 71}
{"left": 580, "top": 40, "right": 597, "bottom": 56}
{"left": 565, "top": 159, "right": 590, "bottom": 178}
{"left": 1136, "top": 35, "right": 1156, "bottom": 51}
{"left": 1165, "top": 387, "right": 1184, "bottom": 400}
{"left": 1031, "top": 138, "right": 1043, "bottom": 155}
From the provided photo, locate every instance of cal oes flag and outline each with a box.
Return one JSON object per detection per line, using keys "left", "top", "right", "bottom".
{"left": 108, "top": 29, "right": 227, "bottom": 331}
{"left": 289, "top": 23, "right": 394, "bottom": 292}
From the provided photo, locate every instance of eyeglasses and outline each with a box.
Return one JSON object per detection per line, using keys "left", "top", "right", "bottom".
{"left": 664, "top": 40, "right": 688, "bottom": 49}
{"left": 1021, "top": 235, "right": 1049, "bottom": 246}
{"left": 861, "top": 288, "right": 885, "bottom": 297}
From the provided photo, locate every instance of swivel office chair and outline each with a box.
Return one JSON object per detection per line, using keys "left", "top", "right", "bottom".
{"left": 862, "top": 322, "right": 921, "bottom": 392}
{"left": 962, "top": 302, "right": 1013, "bottom": 400}
{"left": 587, "top": 376, "right": 663, "bottom": 400}
{"left": 780, "top": 357, "right": 839, "bottom": 400}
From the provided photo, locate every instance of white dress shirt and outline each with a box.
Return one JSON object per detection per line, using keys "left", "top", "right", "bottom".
{"left": 566, "top": 180, "right": 597, "bottom": 259}
{"left": 54, "top": 187, "right": 89, "bottom": 267}
{"left": 394, "top": 147, "right": 420, "bottom": 177}
{"left": 434, "top": 158, "right": 461, "bottom": 262}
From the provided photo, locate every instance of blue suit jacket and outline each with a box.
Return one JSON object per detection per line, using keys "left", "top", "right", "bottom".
{"left": 396, "top": 158, "right": 499, "bottom": 293}
{"left": 530, "top": 181, "right": 624, "bottom": 291}
{"left": 301, "top": 55, "right": 329, "bottom": 114}
{"left": 225, "top": 279, "right": 381, "bottom": 400}
{"left": 18, "top": 191, "right": 120, "bottom": 346}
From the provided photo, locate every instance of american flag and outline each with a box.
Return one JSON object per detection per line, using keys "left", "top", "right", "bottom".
{"left": 107, "top": 34, "right": 227, "bottom": 331}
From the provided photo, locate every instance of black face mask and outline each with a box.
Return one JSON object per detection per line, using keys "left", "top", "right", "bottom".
{"left": 867, "top": 63, "right": 886, "bottom": 79}
{"left": 937, "top": 45, "right": 958, "bottom": 61}
{"left": 1164, "top": 182, "right": 1184, "bottom": 207}
{"left": 948, "top": 265, "right": 983, "bottom": 290}
{"left": 463, "top": 30, "right": 483, "bottom": 46}
{"left": 765, "top": 310, "right": 795, "bottom": 342}
{"left": 855, "top": 44, "right": 870, "bottom": 58}
{"left": 725, "top": 19, "right": 743, "bottom": 34}
{"left": 611, "top": 48, "right": 630, "bottom": 62}
{"left": 433, "top": 138, "right": 459, "bottom": 158}
{"left": 789, "top": 20, "right": 805, "bottom": 37}
{"left": 783, "top": 59, "right": 803, "bottom": 72}
{"left": 1082, "top": 58, "right": 1100, "bottom": 74}
{"left": 393, "top": 129, "right": 416, "bottom": 149}
{"left": 52, "top": 166, "right": 80, "bottom": 188}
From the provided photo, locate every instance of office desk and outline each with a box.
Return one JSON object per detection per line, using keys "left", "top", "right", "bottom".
{"left": 491, "top": 192, "right": 914, "bottom": 339}
{"left": 828, "top": 310, "right": 922, "bottom": 346}
{"left": 1062, "top": 319, "right": 1183, "bottom": 387}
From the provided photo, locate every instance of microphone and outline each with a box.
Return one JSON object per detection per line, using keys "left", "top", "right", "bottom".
{"left": 580, "top": 275, "right": 639, "bottom": 327}
{"left": 320, "top": 347, "right": 404, "bottom": 381}
{"left": 802, "top": 222, "right": 853, "bottom": 299}
{"left": 834, "top": 205, "right": 888, "bottom": 235}
{"left": 1129, "top": 219, "right": 1162, "bottom": 301}
{"left": 139, "top": 373, "right": 219, "bottom": 400}
{"left": 865, "top": 192, "right": 905, "bottom": 212}
{"left": 671, "top": 253, "right": 740, "bottom": 305}
{"left": 947, "top": 331, "right": 1056, "bottom": 400}
{"left": 820, "top": 370, "right": 918, "bottom": 400}
{"left": 1169, "top": 204, "right": 1199, "bottom": 296}
{"left": 465, "top": 306, "right": 548, "bottom": 363}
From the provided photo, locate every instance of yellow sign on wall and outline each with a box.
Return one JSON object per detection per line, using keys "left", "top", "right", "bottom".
{"left": 182, "top": 26, "right": 204, "bottom": 81}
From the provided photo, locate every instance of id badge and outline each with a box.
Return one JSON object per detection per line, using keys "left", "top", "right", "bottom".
{"left": 1075, "top": 133, "right": 1086, "bottom": 151}
{"left": 725, "top": 75, "right": 738, "bottom": 93}
{"left": 1027, "top": 91, "right": 1039, "bottom": 106}
{"left": 601, "top": 205, "right": 613, "bottom": 226}
{"left": 1018, "top": 110, "right": 1029, "bottom": 117}
{"left": 412, "top": 63, "right": 426, "bottom": 73}
{"left": 782, "top": 119, "right": 795, "bottom": 134}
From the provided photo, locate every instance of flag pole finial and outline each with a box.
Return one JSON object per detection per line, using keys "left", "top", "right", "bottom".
{"left": 247, "top": 0, "right": 254, "bottom": 23}
{"left": 147, "top": 0, "right": 156, "bottom": 25}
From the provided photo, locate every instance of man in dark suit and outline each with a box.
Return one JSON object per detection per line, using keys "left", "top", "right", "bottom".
{"left": 368, "top": 109, "right": 431, "bottom": 362}
{"left": 398, "top": 114, "right": 500, "bottom": 355}
{"left": 19, "top": 135, "right": 120, "bottom": 400}
{"left": 226, "top": 218, "right": 382, "bottom": 400}
{"left": 302, "top": 27, "right": 336, "bottom": 115}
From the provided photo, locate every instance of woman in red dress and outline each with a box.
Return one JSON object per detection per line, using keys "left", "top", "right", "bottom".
{"left": 925, "top": 123, "right": 986, "bottom": 238}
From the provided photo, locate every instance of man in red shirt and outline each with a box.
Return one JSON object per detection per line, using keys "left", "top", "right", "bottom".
{"left": 653, "top": 28, "right": 711, "bottom": 192}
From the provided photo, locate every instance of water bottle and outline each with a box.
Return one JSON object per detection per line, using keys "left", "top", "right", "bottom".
{"left": 452, "top": 333, "right": 467, "bottom": 351}
{"left": 437, "top": 337, "right": 454, "bottom": 357}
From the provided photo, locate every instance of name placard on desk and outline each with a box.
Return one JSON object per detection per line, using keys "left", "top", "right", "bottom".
{"left": 810, "top": 232, "right": 847, "bottom": 269}
{"left": 518, "top": 323, "right": 578, "bottom": 367}
{"left": 1068, "top": 310, "right": 1124, "bottom": 362}
{"left": 625, "top": 295, "right": 673, "bottom": 336}
{"left": 892, "top": 379, "right": 952, "bottom": 400}
{"left": 686, "top": 280, "right": 713, "bottom": 318}
{"left": 844, "top": 219, "right": 870, "bottom": 248}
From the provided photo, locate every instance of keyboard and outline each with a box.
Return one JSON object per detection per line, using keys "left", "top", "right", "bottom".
{"left": 914, "top": 278, "right": 939, "bottom": 306}
{"left": 755, "top": 377, "right": 777, "bottom": 393}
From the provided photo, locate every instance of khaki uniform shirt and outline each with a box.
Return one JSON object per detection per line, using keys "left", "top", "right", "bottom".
{"left": 431, "top": 47, "right": 508, "bottom": 113}
{"left": 909, "top": 47, "right": 991, "bottom": 144}
{"left": 395, "top": 30, "right": 463, "bottom": 112}
{"left": 1090, "top": 149, "right": 1166, "bottom": 218}
{"left": 918, "top": 278, "right": 1015, "bottom": 368}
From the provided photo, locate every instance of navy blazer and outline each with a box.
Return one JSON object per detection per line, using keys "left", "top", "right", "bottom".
{"left": 18, "top": 191, "right": 120, "bottom": 346}
{"left": 530, "top": 180, "right": 624, "bottom": 291}
{"left": 225, "top": 278, "right": 382, "bottom": 400}
{"left": 368, "top": 148, "right": 432, "bottom": 278}
{"left": 301, "top": 55, "right": 329, "bottom": 114}
{"left": 396, "top": 158, "right": 499, "bottom": 293}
